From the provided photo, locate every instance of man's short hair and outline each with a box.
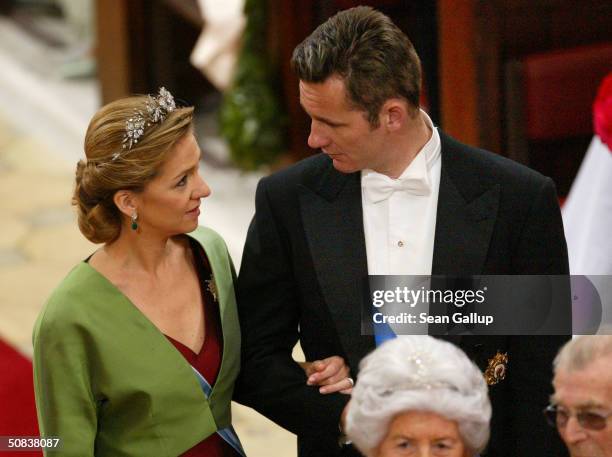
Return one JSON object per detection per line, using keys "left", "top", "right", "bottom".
{"left": 291, "top": 6, "right": 422, "bottom": 126}
{"left": 554, "top": 335, "right": 612, "bottom": 373}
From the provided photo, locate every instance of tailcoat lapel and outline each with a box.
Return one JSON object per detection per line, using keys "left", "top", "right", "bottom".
{"left": 431, "top": 134, "right": 500, "bottom": 344}
{"left": 298, "top": 164, "right": 375, "bottom": 372}
{"left": 432, "top": 134, "right": 500, "bottom": 276}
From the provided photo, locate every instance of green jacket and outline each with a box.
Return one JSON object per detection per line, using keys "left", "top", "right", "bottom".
{"left": 33, "top": 227, "right": 241, "bottom": 457}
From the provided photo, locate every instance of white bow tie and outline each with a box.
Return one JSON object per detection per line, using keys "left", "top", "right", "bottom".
{"left": 362, "top": 172, "right": 431, "bottom": 203}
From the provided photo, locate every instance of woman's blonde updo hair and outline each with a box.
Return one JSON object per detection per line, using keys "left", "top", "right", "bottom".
{"left": 73, "top": 94, "right": 194, "bottom": 244}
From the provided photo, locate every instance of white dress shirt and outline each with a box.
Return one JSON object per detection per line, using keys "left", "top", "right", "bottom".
{"left": 361, "top": 110, "right": 442, "bottom": 276}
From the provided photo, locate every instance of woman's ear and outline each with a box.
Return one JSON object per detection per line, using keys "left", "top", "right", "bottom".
{"left": 113, "top": 190, "right": 138, "bottom": 218}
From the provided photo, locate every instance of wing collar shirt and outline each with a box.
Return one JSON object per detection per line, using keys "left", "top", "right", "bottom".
{"left": 361, "top": 110, "right": 442, "bottom": 276}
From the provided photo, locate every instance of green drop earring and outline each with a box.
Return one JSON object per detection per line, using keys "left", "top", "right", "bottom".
{"left": 131, "top": 211, "right": 138, "bottom": 231}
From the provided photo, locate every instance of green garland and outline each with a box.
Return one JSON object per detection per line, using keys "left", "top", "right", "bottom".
{"left": 219, "top": 0, "right": 287, "bottom": 170}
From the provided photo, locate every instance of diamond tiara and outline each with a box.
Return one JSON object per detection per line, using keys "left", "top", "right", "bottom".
{"left": 112, "top": 87, "right": 177, "bottom": 161}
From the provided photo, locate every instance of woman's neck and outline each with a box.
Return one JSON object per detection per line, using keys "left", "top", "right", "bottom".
{"left": 102, "top": 229, "right": 186, "bottom": 277}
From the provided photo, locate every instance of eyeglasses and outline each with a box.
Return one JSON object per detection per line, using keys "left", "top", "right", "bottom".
{"left": 544, "top": 404, "right": 612, "bottom": 431}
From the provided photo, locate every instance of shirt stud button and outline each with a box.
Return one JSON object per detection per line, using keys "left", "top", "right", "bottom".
{"left": 398, "top": 240, "right": 404, "bottom": 247}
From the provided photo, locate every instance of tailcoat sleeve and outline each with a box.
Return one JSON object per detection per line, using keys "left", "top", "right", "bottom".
{"left": 506, "top": 176, "right": 570, "bottom": 457}
{"left": 233, "top": 177, "right": 348, "bottom": 441}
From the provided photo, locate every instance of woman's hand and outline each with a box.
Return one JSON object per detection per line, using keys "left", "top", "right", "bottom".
{"left": 299, "top": 356, "right": 353, "bottom": 395}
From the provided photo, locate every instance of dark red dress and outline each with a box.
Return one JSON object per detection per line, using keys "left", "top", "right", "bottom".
{"left": 166, "top": 240, "right": 241, "bottom": 457}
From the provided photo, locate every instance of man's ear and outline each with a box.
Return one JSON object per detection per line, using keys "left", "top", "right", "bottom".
{"left": 381, "top": 98, "right": 408, "bottom": 132}
{"left": 113, "top": 190, "right": 138, "bottom": 218}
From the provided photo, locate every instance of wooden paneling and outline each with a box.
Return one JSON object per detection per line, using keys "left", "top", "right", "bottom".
{"left": 96, "top": 0, "right": 132, "bottom": 103}
{"left": 438, "top": 0, "right": 479, "bottom": 146}
{"left": 273, "top": 0, "right": 316, "bottom": 161}
{"left": 438, "top": 0, "right": 612, "bottom": 154}
{"left": 97, "top": 0, "right": 212, "bottom": 105}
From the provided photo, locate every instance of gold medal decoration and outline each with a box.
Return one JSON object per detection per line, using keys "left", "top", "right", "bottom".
{"left": 484, "top": 351, "right": 508, "bottom": 386}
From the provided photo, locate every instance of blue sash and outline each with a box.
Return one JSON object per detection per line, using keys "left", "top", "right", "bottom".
{"left": 191, "top": 366, "right": 246, "bottom": 457}
{"left": 373, "top": 315, "right": 397, "bottom": 346}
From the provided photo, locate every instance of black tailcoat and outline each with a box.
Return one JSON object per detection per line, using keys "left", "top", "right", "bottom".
{"left": 235, "top": 132, "right": 570, "bottom": 457}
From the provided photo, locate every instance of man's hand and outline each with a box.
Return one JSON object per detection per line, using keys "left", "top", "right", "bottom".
{"left": 299, "top": 356, "right": 353, "bottom": 394}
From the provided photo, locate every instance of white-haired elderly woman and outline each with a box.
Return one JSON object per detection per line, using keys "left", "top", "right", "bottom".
{"left": 346, "top": 336, "right": 491, "bottom": 457}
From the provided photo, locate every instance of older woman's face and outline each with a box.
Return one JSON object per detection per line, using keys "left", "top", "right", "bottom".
{"left": 375, "top": 411, "right": 467, "bottom": 457}
{"left": 136, "top": 133, "right": 210, "bottom": 236}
